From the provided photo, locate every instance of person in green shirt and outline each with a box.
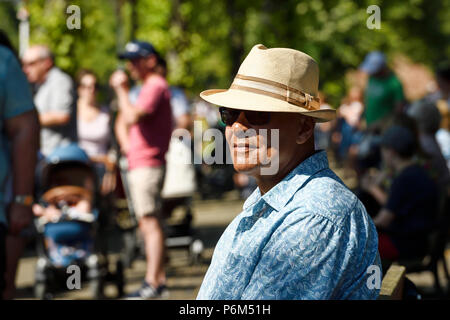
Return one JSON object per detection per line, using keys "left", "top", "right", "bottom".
{"left": 360, "top": 51, "right": 405, "bottom": 131}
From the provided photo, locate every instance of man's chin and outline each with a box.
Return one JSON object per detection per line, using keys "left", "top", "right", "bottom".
{"left": 232, "top": 164, "right": 260, "bottom": 175}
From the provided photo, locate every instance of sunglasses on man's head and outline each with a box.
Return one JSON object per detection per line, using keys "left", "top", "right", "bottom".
{"left": 219, "top": 107, "right": 271, "bottom": 126}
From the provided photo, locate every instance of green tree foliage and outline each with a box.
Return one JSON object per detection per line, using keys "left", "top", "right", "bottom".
{"left": 25, "top": 0, "right": 117, "bottom": 82}
{"left": 0, "top": 0, "right": 448, "bottom": 106}
{"left": 0, "top": 0, "right": 19, "bottom": 49}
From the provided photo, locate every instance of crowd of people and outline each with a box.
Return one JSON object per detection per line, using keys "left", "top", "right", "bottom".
{"left": 1, "top": 28, "right": 449, "bottom": 300}
{"left": 0, "top": 33, "right": 198, "bottom": 299}
{"left": 317, "top": 51, "right": 450, "bottom": 271}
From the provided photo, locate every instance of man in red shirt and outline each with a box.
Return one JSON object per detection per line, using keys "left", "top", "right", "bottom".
{"left": 110, "top": 41, "right": 172, "bottom": 299}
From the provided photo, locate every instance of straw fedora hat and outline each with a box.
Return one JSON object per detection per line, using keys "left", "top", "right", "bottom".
{"left": 200, "top": 44, "right": 336, "bottom": 122}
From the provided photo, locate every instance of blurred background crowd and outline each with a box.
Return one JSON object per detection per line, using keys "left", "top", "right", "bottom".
{"left": 0, "top": 0, "right": 449, "bottom": 300}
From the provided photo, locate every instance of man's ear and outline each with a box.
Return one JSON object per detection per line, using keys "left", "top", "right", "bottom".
{"left": 147, "top": 54, "right": 158, "bottom": 70}
{"left": 43, "top": 58, "right": 53, "bottom": 71}
{"left": 296, "top": 116, "right": 315, "bottom": 145}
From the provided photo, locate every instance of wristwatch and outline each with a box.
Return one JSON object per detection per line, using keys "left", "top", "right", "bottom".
{"left": 13, "top": 195, "right": 34, "bottom": 207}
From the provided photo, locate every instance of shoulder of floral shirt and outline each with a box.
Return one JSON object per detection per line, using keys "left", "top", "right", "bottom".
{"left": 242, "top": 151, "right": 359, "bottom": 228}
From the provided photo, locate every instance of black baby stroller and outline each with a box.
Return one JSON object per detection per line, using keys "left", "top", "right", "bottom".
{"left": 33, "top": 144, "right": 123, "bottom": 299}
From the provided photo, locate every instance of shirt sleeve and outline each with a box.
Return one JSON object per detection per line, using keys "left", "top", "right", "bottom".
{"left": 135, "top": 80, "right": 166, "bottom": 115}
{"left": 48, "top": 73, "right": 74, "bottom": 114}
{"left": 3, "top": 51, "right": 35, "bottom": 119}
{"left": 241, "top": 211, "right": 378, "bottom": 300}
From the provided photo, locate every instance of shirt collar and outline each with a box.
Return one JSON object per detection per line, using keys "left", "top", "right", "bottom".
{"left": 243, "top": 187, "right": 261, "bottom": 210}
{"left": 243, "top": 150, "right": 330, "bottom": 212}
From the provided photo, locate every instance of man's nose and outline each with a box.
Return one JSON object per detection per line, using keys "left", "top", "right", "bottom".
{"left": 232, "top": 112, "right": 250, "bottom": 137}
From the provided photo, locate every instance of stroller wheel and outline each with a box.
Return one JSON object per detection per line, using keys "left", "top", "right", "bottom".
{"left": 34, "top": 282, "right": 52, "bottom": 300}
{"left": 121, "top": 230, "right": 138, "bottom": 268}
{"left": 90, "top": 278, "right": 105, "bottom": 300}
{"left": 115, "top": 259, "right": 125, "bottom": 298}
{"left": 189, "top": 239, "right": 204, "bottom": 265}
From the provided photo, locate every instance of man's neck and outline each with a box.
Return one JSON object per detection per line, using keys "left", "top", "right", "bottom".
{"left": 37, "top": 66, "right": 53, "bottom": 85}
{"left": 142, "top": 70, "right": 157, "bottom": 82}
{"left": 255, "top": 147, "right": 316, "bottom": 195}
{"left": 394, "top": 158, "right": 414, "bottom": 173}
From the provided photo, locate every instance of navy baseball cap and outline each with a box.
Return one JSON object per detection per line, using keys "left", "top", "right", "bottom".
{"left": 359, "top": 51, "right": 386, "bottom": 75}
{"left": 118, "top": 41, "right": 158, "bottom": 60}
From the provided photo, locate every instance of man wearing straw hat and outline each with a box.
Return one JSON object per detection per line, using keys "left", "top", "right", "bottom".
{"left": 197, "top": 44, "right": 381, "bottom": 300}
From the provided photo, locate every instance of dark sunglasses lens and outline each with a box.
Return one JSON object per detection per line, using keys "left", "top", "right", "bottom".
{"left": 244, "top": 111, "right": 271, "bottom": 125}
{"left": 219, "top": 108, "right": 271, "bottom": 126}
{"left": 220, "top": 108, "right": 238, "bottom": 126}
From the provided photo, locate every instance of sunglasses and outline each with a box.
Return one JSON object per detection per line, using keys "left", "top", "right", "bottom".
{"left": 22, "top": 57, "right": 45, "bottom": 67}
{"left": 219, "top": 107, "right": 271, "bottom": 126}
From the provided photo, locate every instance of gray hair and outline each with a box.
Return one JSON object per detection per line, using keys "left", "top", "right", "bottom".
{"left": 26, "top": 44, "right": 54, "bottom": 62}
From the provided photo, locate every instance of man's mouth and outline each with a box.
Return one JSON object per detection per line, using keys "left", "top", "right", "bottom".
{"left": 233, "top": 143, "right": 257, "bottom": 152}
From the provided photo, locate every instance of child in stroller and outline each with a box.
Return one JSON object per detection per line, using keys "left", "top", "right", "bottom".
{"left": 33, "top": 186, "right": 95, "bottom": 267}
{"left": 33, "top": 144, "right": 122, "bottom": 299}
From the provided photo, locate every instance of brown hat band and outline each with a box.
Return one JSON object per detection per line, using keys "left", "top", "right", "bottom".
{"left": 230, "top": 74, "right": 320, "bottom": 111}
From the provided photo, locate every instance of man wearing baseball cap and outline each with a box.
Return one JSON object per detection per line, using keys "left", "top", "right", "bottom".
{"left": 360, "top": 51, "right": 405, "bottom": 130}
{"left": 196, "top": 44, "right": 381, "bottom": 299}
{"left": 110, "top": 40, "right": 172, "bottom": 299}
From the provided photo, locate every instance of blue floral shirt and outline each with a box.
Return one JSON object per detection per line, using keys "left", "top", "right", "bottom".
{"left": 197, "top": 151, "right": 381, "bottom": 300}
